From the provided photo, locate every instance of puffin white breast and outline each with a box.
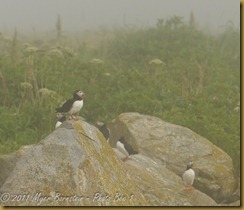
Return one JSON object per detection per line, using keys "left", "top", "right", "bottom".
{"left": 116, "top": 141, "right": 129, "bottom": 157}
{"left": 55, "top": 121, "right": 62, "bottom": 129}
{"left": 69, "top": 100, "right": 83, "bottom": 115}
{"left": 182, "top": 168, "right": 195, "bottom": 187}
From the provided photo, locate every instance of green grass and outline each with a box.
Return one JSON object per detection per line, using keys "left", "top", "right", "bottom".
{"left": 0, "top": 17, "right": 240, "bottom": 174}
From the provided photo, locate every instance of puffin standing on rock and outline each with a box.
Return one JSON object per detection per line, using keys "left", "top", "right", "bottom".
{"left": 182, "top": 161, "right": 195, "bottom": 192}
{"left": 116, "top": 137, "right": 137, "bottom": 162}
{"left": 55, "top": 113, "right": 66, "bottom": 128}
{"left": 56, "top": 90, "right": 85, "bottom": 121}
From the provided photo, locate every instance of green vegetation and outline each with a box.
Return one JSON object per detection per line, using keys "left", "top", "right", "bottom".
{"left": 0, "top": 15, "right": 240, "bottom": 174}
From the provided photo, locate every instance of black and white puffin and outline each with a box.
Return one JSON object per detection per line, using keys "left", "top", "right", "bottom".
{"left": 95, "top": 121, "right": 110, "bottom": 142}
{"left": 116, "top": 137, "right": 137, "bottom": 162}
{"left": 182, "top": 161, "right": 195, "bottom": 192}
{"left": 55, "top": 112, "right": 66, "bottom": 128}
{"left": 55, "top": 90, "right": 84, "bottom": 121}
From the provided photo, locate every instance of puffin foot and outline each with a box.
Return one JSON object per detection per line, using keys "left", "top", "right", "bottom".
{"left": 122, "top": 156, "right": 129, "bottom": 162}
{"left": 184, "top": 186, "right": 193, "bottom": 192}
{"left": 69, "top": 115, "right": 78, "bottom": 121}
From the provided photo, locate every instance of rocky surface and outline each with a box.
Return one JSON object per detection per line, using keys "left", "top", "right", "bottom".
{"left": 0, "top": 120, "right": 146, "bottom": 206}
{"left": 0, "top": 145, "right": 31, "bottom": 188}
{"left": 124, "top": 154, "right": 217, "bottom": 206}
{"left": 108, "top": 112, "right": 237, "bottom": 203}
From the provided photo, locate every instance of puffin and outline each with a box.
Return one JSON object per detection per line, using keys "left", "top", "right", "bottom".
{"left": 55, "top": 112, "right": 66, "bottom": 128}
{"left": 55, "top": 90, "right": 84, "bottom": 121}
{"left": 116, "top": 137, "right": 137, "bottom": 162}
{"left": 182, "top": 161, "right": 195, "bottom": 192}
{"left": 95, "top": 121, "right": 110, "bottom": 142}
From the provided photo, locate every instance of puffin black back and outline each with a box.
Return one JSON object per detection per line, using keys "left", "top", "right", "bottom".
{"left": 55, "top": 98, "right": 76, "bottom": 113}
{"left": 95, "top": 121, "right": 110, "bottom": 141}
{"left": 99, "top": 124, "right": 110, "bottom": 140}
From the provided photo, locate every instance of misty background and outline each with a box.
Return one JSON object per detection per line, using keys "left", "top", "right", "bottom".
{"left": 0, "top": 0, "right": 240, "bottom": 176}
{"left": 0, "top": 0, "right": 240, "bottom": 34}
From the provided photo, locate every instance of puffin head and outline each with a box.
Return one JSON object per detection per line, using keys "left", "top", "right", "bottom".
{"left": 186, "top": 161, "right": 194, "bottom": 170}
{"left": 56, "top": 112, "right": 65, "bottom": 120}
{"left": 118, "top": 137, "right": 126, "bottom": 144}
{"left": 95, "top": 121, "right": 105, "bottom": 128}
{"left": 73, "top": 90, "right": 85, "bottom": 99}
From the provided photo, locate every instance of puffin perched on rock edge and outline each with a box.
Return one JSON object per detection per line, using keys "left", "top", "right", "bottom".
{"left": 56, "top": 90, "right": 84, "bottom": 121}
{"left": 182, "top": 161, "right": 195, "bottom": 192}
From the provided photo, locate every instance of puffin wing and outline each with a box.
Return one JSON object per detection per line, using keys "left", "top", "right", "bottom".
{"left": 124, "top": 143, "right": 137, "bottom": 155}
{"left": 56, "top": 98, "right": 75, "bottom": 113}
{"left": 117, "top": 137, "right": 137, "bottom": 155}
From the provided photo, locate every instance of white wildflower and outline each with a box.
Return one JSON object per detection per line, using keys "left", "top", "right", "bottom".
{"left": 23, "top": 43, "right": 32, "bottom": 48}
{"left": 48, "top": 48, "right": 63, "bottom": 57}
{"left": 25, "top": 46, "right": 38, "bottom": 53}
{"left": 233, "top": 106, "right": 240, "bottom": 112}
{"left": 63, "top": 47, "right": 75, "bottom": 56}
{"left": 234, "top": 101, "right": 240, "bottom": 112}
{"left": 20, "top": 82, "right": 33, "bottom": 90}
{"left": 149, "top": 59, "right": 165, "bottom": 65}
{"left": 39, "top": 88, "right": 56, "bottom": 97}
{"left": 89, "top": 58, "right": 104, "bottom": 64}
{"left": 212, "top": 96, "right": 219, "bottom": 101}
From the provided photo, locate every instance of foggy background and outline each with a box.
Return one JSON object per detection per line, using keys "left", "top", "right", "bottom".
{"left": 0, "top": 0, "right": 240, "bottom": 33}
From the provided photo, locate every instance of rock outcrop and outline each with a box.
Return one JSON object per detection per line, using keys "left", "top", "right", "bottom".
{"left": 0, "top": 113, "right": 238, "bottom": 206}
{"left": 0, "top": 120, "right": 146, "bottom": 206}
{"left": 108, "top": 112, "right": 237, "bottom": 203}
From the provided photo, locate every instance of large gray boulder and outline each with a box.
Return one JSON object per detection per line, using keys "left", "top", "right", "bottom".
{"left": 108, "top": 112, "right": 237, "bottom": 203}
{"left": 0, "top": 120, "right": 146, "bottom": 206}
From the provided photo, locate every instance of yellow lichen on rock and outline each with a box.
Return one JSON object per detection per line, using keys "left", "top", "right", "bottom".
{"left": 72, "top": 121, "right": 146, "bottom": 206}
